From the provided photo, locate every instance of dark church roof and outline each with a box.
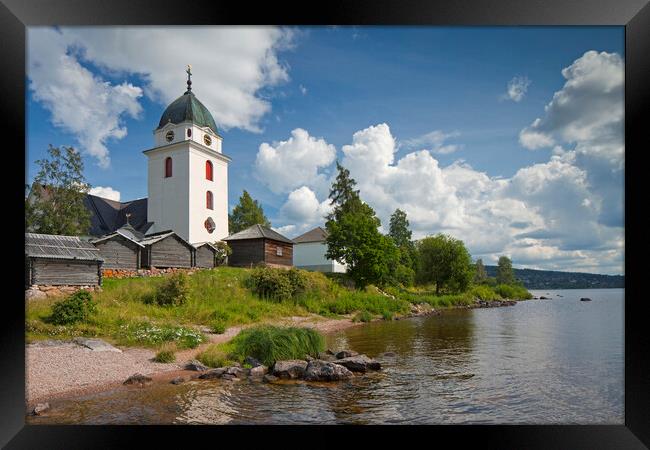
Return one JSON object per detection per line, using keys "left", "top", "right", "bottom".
{"left": 293, "top": 226, "right": 328, "bottom": 244}
{"left": 157, "top": 91, "right": 218, "bottom": 135}
{"left": 84, "top": 194, "right": 152, "bottom": 237}
{"left": 223, "top": 224, "right": 294, "bottom": 245}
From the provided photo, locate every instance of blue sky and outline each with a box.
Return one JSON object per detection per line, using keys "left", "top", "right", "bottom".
{"left": 26, "top": 26, "right": 625, "bottom": 274}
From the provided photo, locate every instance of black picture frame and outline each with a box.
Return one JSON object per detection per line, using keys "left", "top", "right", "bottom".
{"left": 2, "top": 0, "right": 648, "bottom": 447}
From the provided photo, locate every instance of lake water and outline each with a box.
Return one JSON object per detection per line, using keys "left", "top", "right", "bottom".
{"left": 28, "top": 288, "right": 624, "bottom": 425}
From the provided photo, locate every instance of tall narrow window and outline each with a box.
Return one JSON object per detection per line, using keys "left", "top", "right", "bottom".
{"left": 206, "top": 191, "right": 213, "bottom": 210}
{"left": 165, "top": 157, "right": 172, "bottom": 178}
{"left": 206, "top": 160, "right": 213, "bottom": 181}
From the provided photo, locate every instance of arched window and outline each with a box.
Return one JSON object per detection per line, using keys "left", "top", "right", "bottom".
{"left": 206, "top": 191, "right": 213, "bottom": 210}
{"left": 165, "top": 157, "right": 172, "bottom": 178}
{"left": 206, "top": 160, "right": 213, "bottom": 181}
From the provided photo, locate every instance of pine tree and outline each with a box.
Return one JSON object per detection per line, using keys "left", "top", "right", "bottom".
{"left": 228, "top": 190, "right": 271, "bottom": 234}
{"left": 325, "top": 163, "right": 396, "bottom": 288}
{"left": 326, "top": 161, "right": 360, "bottom": 221}
{"left": 25, "top": 145, "right": 91, "bottom": 235}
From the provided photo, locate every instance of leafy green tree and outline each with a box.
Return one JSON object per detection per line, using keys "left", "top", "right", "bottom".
{"left": 325, "top": 163, "right": 396, "bottom": 288}
{"left": 228, "top": 190, "right": 271, "bottom": 234}
{"left": 388, "top": 209, "right": 412, "bottom": 248}
{"left": 25, "top": 145, "right": 91, "bottom": 235}
{"left": 496, "top": 256, "right": 515, "bottom": 285}
{"left": 416, "top": 234, "right": 473, "bottom": 294}
{"left": 474, "top": 258, "right": 488, "bottom": 283}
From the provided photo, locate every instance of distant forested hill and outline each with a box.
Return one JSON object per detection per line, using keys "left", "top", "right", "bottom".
{"left": 484, "top": 266, "right": 624, "bottom": 289}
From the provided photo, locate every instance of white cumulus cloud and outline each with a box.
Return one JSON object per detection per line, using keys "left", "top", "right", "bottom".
{"left": 503, "top": 75, "right": 531, "bottom": 102}
{"left": 254, "top": 128, "right": 337, "bottom": 196}
{"left": 28, "top": 28, "right": 143, "bottom": 168}
{"left": 89, "top": 186, "right": 121, "bottom": 201}
{"left": 401, "top": 130, "right": 462, "bottom": 154}
{"left": 28, "top": 26, "right": 294, "bottom": 167}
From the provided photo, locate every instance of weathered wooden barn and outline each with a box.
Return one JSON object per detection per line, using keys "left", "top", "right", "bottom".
{"left": 25, "top": 233, "right": 103, "bottom": 287}
{"left": 223, "top": 224, "right": 294, "bottom": 268}
{"left": 91, "top": 223, "right": 145, "bottom": 270}
{"left": 193, "top": 242, "right": 219, "bottom": 268}
{"left": 140, "top": 230, "right": 194, "bottom": 269}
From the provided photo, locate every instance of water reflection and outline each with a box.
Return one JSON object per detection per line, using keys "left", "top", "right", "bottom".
{"left": 28, "top": 289, "right": 624, "bottom": 425}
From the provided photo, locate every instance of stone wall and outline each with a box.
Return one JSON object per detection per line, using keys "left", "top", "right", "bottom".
{"left": 102, "top": 267, "right": 198, "bottom": 279}
{"left": 25, "top": 284, "right": 101, "bottom": 300}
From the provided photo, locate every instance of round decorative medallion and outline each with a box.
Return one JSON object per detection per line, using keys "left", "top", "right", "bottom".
{"left": 204, "top": 217, "right": 215, "bottom": 233}
{"left": 204, "top": 134, "right": 212, "bottom": 146}
{"left": 166, "top": 130, "right": 175, "bottom": 142}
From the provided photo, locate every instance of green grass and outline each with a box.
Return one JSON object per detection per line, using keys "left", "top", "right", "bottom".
{"left": 494, "top": 284, "right": 534, "bottom": 300}
{"left": 353, "top": 310, "right": 373, "bottom": 323}
{"left": 153, "top": 343, "right": 177, "bottom": 363}
{"left": 197, "top": 325, "right": 326, "bottom": 368}
{"left": 26, "top": 266, "right": 532, "bottom": 347}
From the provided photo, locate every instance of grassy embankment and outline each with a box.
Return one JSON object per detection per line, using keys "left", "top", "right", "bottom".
{"left": 26, "top": 266, "right": 531, "bottom": 358}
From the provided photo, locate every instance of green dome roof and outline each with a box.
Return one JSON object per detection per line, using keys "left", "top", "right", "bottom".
{"left": 157, "top": 91, "right": 218, "bottom": 134}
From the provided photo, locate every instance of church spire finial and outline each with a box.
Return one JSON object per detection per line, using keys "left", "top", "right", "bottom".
{"left": 185, "top": 64, "right": 192, "bottom": 94}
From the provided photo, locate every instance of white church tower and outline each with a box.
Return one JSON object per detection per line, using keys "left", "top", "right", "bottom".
{"left": 144, "top": 66, "right": 230, "bottom": 244}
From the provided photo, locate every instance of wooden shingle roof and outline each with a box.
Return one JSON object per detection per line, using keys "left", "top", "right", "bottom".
{"left": 223, "top": 224, "right": 294, "bottom": 244}
{"left": 26, "top": 233, "right": 103, "bottom": 261}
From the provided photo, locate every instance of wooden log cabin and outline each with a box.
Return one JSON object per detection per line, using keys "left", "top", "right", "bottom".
{"left": 193, "top": 242, "right": 219, "bottom": 268}
{"left": 223, "top": 224, "right": 294, "bottom": 268}
{"left": 91, "top": 223, "right": 145, "bottom": 270}
{"left": 139, "top": 230, "right": 194, "bottom": 269}
{"left": 25, "top": 233, "right": 104, "bottom": 287}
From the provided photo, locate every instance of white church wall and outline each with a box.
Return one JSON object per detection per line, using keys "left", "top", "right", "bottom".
{"left": 147, "top": 146, "right": 191, "bottom": 240}
{"left": 154, "top": 122, "right": 222, "bottom": 154}
{"left": 187, "top": 147, "right": 229, "bottom": 243}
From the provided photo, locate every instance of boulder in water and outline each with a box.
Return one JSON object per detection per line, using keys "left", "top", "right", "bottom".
{"left": 123, "top": 373, "right": 153, "bottom": 386}
{"left": 332, "top": 355, "right": 381, "bottom": 373}
{"left": 304, "top": 360, "right": 353, "bottom": 381}
{"left": 335, "top": 350, "right": 359, "bottom": 359}
{"left": 272, "top": 360, "right": 308, "bottom": 379}
{"left": 185, "top": 360, "right": 210, "bottom": 371}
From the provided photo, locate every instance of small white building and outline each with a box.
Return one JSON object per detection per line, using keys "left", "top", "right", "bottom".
{"left": 292, "top": 227, "right": 347, "bottom": 273}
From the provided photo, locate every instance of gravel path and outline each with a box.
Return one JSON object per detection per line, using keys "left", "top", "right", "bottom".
{"left": 26, "top": 342, "right": 182, "bottom": 405}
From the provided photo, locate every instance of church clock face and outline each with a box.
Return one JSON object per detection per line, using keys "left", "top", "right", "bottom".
{"left": 204, "top": 217, "right": 215, "bottom": 233}
{"left": 166, "top": 130, "right": 175, "bottom": 142}
{"left": 204, "top": 134, "right": 212, "bottom": 146}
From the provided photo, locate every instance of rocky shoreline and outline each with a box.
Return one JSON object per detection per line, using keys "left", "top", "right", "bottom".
{"left": 26, "top": 298, "right": 522, "bottom": 415}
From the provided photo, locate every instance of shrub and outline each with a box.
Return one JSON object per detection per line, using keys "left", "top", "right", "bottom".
{"left": 146, "top": 273, "right": 190, "bottom": 306}
{"left": 494, "top": 284, "right": 533, "bottom": 300}
{"left": 49, "top": 291, "right": 97, "bottom": 325}
{"left": 154, "top": 342, "right": 176, "bottom": 363}
{"left": 213, "top": 241, "right": 232, "bottom": 266}
{"left": 381, "top": 310, "right": 393, "bottom": 321}
{"left": 353, "top": 310, "right": 373, "bottom": 323}
{"left": 470, "top": 285, "right": 502, "bottom": 301}
{"left": 247, "top": 267, "right": 308, "bottom": 302}
{"left": 210, "top": 319, "right": 227, "bottom": 334}
{"left": 228, "top": 325, "right": 325, "bottom": 366}
{"left": 197, "top": 344, "right": 236, "bottom": 368}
